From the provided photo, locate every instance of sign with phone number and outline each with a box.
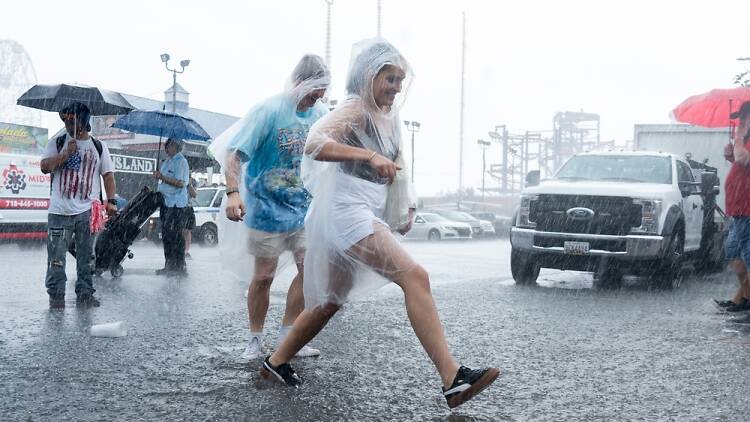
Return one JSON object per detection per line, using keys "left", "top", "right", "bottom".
{"left": 0, "top": 198, "right": 49, "bottom": 209}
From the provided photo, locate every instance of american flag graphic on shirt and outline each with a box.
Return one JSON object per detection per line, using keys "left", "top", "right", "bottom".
{"left": 59, "top": 149, "right": 99, "bottom": 199}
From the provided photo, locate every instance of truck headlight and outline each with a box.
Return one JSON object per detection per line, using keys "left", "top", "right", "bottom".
{"left": 631, "top": 199, "right": 661, "bottom": 234}
{"left": 517, "top": 194, "right": 538, "bottom": 228}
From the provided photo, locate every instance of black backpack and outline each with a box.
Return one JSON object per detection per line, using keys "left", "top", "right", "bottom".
{"left": 50, "top": 135, "right": 104, "bottom": 199}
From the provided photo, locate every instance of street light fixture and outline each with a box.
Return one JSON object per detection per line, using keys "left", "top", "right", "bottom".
{"left": 161, "top": 52, "right": 190, "bottom": 113}
{"left": 403, "top": 120, "right": 421, "bottom": 181}
{"left": 477, "top": 139, "right": 491, "bottom": 201}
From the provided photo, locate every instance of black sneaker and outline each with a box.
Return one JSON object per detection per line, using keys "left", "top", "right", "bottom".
{"left": 442, "top": 366, "right": 500, "bottom": 409}
{"left": 155, "top": 268, "right": 170, "bottom": 276}
{"left": 76, "top": 295, "right": 101, "bottom": 308}
{"left": 714, "top": 299, "right": 735, "bottom": 308}
{"left": 260, "top": 356, "right": 302, "bottom": 387}
{"left": 726, "top": 299, "right": 750, "bottom": 313}
{"left": 49, "top": 295, "right": 65, "bottom": 309}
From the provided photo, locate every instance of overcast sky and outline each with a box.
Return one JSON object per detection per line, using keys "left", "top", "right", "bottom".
{"left": 2, "top": 0, "right": 748, "bottom": 195}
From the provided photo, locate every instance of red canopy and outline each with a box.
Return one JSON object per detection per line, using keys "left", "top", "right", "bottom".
{"left": 671, "top": 87, "right": 750, "bottom": 128}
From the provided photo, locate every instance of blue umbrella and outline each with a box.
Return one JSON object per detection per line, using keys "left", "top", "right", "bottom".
{"left": 111, "top": 109, "right": 211, "bottom": 171}
{"left": 111, "top": 109, "right": 211, "bottom": 141}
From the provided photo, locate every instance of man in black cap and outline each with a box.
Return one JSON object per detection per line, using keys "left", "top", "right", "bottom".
{"left": 40, "top": 102, "right": 117, "bottom": 308}
{"left": 717, "top": 100, "right": 750, "bottom": 319}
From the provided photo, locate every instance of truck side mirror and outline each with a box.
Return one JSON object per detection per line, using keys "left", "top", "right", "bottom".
{"left": 525, "top": 170, "right": 540, "bottom": 187}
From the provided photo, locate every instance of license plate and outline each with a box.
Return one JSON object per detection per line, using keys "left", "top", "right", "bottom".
{"left": 564, "top": 241, "right": 589, "bottom": 255}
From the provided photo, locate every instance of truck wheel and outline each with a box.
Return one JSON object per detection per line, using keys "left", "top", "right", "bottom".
{"left": 111, "top": 265, "right": 124, "bottom": 278}
{"left": 652, "top": 230, "right": 685, "bottom": 290}
{"left": 511, "top": 249, "right": 540, "bottom": 285}
{"left": 201, "top": 224, "right": 218, "bottom": 247}
{"left": 428, "top": 229, "right": 441, "bottom": 241}
{"left": 594, "top": 268, "right": 623, "bottom": 290}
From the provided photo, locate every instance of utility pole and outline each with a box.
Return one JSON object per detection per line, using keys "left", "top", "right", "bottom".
{"left": 458, "top": 11, "right": 466, "bottom": 208}
{"left": 404, "top": 120, "right": 421, "bottom": 182}
{"left": 325, "top": 0, "right": 333, "bottom": 68}
{"left": 477, "top": 139, "right": 491, "bottom": 202}
{"left": 377, "top": 0, "right": 382, "bottom": 37}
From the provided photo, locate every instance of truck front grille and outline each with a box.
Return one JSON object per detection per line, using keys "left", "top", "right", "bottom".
{"left": 529, "top": 194, "right": 642, "bottom": 236}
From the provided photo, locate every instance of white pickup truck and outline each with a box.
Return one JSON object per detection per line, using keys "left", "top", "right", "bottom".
{"left": 510, "top": 151, "right": 727, "bottom": 289}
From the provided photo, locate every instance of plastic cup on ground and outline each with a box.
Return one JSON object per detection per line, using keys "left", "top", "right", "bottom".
{"left": 89, "top": 321, "right": 127, "bottom": 338}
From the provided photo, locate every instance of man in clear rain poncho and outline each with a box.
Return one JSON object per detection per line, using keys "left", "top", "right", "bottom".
{"left": 209, "top": 54, "right": 330, "bottom": 360}
{"left": 259, "top": 39, "right": 499, "bottom": 410}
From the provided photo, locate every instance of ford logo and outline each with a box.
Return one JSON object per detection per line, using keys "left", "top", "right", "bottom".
{"left": 566, "top": 207, "right": 594, "bottom": 220}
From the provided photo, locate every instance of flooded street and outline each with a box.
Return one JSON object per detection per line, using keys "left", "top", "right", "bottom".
{"left": 1, "top": 238, "right": 749, "bottom": 421}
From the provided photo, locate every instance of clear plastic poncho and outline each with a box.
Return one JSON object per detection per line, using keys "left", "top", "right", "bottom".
{"left": 209, "top": 54, "right": 330, "bottom": 281}
{"left": 301, "top": 38, "right": 418, "bottom": 309}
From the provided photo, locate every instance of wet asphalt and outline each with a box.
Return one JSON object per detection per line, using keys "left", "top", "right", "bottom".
{"left": 1, "top": 238, "right": 749, "bottom": 421}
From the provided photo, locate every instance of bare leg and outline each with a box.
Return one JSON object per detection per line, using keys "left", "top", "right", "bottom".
{"left": 271, "top": 225, "right": 462, "bottom": 388}
{"left": 348, "top": 226, "right": 460, "bottom": 388}
{"left": 271, "top": 256, "right": 352, "bottom": 365}
{"left": 731, "top": 259, "right": 750, "bottom": 303}
{"left": 281, "top": 250, "right": 306, "bottom": 326}
{"left": 248, "top": 256, "right": 279, "bottom": 332}
{"left": 271, "top": 303, "right": 340, "bottom": 366}
{"left": 183, "top": 229, "right": 192, "bottom": 254}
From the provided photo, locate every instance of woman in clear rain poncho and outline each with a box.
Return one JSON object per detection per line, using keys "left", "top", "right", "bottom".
{"left": 261, "top": 39, "right": 499, "bottom": 410}
{"left": 209, "top": 54, "right": 330, "bottom": 361}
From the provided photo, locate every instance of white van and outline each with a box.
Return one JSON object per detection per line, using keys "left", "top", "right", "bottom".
{"left": 0, "top": 154, "right": 50, "bottom": 240}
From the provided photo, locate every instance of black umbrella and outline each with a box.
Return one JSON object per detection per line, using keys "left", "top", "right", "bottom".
{"left": 16, "top": 83, "right": 134, "bottom": 115}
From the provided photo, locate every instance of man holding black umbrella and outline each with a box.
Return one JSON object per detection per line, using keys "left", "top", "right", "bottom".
{"left": 40, "top": 102, "right": 117, "bottom": 308}
{"left": 153, "top": 137, "right": 190, "bottom": 276}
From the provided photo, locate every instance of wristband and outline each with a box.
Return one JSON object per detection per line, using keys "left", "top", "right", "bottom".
{"left": 226, "top": 188, "right": 240, "bottom": 196}
{"left": 368, "top": 151, "right": 377, "bottom": 162}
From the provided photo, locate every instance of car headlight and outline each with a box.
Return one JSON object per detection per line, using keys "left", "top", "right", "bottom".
{"left": 517, "top": 194, "right": 538, "bottom": 228}
{"left": 631, "top": 199, "right": 661, "bottom": 234}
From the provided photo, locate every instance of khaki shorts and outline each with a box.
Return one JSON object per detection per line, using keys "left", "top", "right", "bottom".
{"left": 247, "top": 227, "right": 306, "bottom": 259}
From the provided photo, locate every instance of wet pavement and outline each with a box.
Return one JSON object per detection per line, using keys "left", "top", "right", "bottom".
{"left": 1, "top": 238, "right": 749, "bottom": 421}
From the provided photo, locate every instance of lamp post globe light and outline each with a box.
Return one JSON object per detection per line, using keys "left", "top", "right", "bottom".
{"left": 403, "top": 120, "right": 420, "bottom": 181}
{"left": 161, "top": 52, "right": 190, "bottom": 113}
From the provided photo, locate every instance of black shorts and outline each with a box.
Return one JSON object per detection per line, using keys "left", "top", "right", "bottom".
{"left": 184, "top": 207, "right": 196, "bottom": 230}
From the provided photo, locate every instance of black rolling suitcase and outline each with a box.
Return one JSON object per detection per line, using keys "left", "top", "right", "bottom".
{"left": 94, "top": 186, "right": 163, "bottom": 277}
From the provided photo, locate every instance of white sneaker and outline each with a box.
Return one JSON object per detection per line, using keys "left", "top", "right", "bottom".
{"left": 241, "top": 336, "right": 264, "bottom": 361}
{"left": 295, "top": 344, "right": 321, "bottom": 358}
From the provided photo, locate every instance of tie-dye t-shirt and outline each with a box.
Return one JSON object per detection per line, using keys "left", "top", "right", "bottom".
{"left": 43, "top": 134, "right": 114, "bottom": 216}
{"left": 229, "top": 94, "right": 327, "bottom": 233}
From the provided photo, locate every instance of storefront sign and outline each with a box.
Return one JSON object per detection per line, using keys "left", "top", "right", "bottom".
{"left": 0, "top": 122, "right": 48, "bottom": 155}
{"left": 111, "top": 154, "right": 157, "bottom": 174}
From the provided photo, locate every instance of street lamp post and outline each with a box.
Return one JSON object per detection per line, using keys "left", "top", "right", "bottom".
{"left": 160, "top": 53, "right": 190, "bottom": 113}
{"left": 477, "top": 139, "right": 491, "bottom": 202}
{"left": 403, "top": 120, "right": 420, "bottom": 181}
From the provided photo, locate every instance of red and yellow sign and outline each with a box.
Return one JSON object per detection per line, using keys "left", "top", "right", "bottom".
{"left": 0, "top": 122, "right": 48, "bottom": 155}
